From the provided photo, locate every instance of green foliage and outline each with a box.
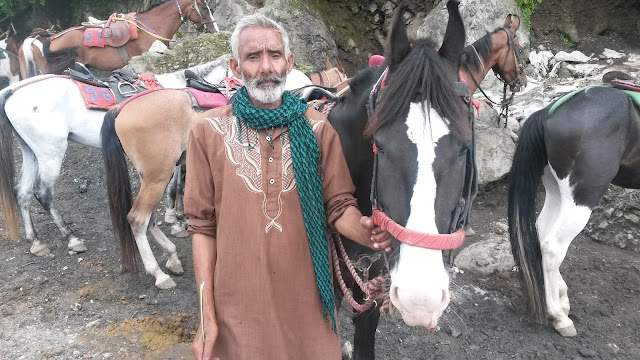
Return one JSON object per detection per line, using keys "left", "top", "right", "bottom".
{"left": 514, "top": 0, "right": 543, "bottom": 28}
{"left": 0, "top": 0, "right": 45, "bottom": 17}
{"left": 558, "top": 31, "right": 576, "bottom": 47}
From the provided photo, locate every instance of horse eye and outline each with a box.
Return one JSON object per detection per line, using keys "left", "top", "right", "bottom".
{"left": 458, "top": 147, "right": 468, "bottom": 156}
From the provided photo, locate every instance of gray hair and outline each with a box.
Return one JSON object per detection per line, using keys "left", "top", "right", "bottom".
{"left": 230, "top": 14, "right": 291, "bottom": 61}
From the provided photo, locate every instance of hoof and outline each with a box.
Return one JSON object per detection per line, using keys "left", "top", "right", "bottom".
{"left": 166, "top": 259, "right": 184, "bottom": 275}
{"left": 30, "top": 242, "right": 50, "bottom": 257}
{"left": 171, "top": 224, "right": 188, "bottom": 238}
{"left": 556, "top": 324, "right": 578, "bottom": 337}
{"left": 155, "top": 274, "right": 176, "bottom": 290}
{"left": 164, "top": 209, "right": 178, "bottom": 224}
{"left": 67, "top": 237, "right": 88, "bottom": 253}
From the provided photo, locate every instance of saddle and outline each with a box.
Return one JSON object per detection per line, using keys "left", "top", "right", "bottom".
{"left": 184, "top": 70, "right": 223, "bottom": 93}
{"left": 67, "top": 63, "right": 153, "bottom": 110}
{"left": 82, "top": 13, "right": 139, "bottom": 48}
{"left": 610, "top": 79, "right": 640, "bottom": 93}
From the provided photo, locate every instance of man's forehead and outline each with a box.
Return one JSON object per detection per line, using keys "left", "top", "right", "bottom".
{"left": 238, "top": 26, "right": 284, "bottom": 48}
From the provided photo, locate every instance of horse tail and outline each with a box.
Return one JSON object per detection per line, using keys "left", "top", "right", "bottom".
{"left": 0, "top": 88, "right": 20, "bottom": 240}
{"left": 42, "top": 38, "right": 78, "bottom": 75}
{"left": 101, "top": 106, "right": 137, "bottom": 273}
{"left": 508, "top": 107, "right": 550, "bottom": 323}
{"left": 21, "top": 37, "right": 38, "bottom": 77}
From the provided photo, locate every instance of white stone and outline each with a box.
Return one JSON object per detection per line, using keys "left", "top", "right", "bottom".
{"left": 554, "top": 50, "right": 591, "bottom": 63}
{"left": 454, "top": 236, "right": 515, "bottom": 274}
{"left": 602, "top": 48, "right": 625, "bottom": 59}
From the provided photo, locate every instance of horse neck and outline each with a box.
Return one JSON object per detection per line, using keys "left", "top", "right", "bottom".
{"left": 135, "top": 0, "right": 184, "bottom": 41}
{"left": 462, "top": 31, "right": 508, "bottom": 95}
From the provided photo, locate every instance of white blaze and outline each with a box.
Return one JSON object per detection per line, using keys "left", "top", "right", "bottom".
{"left": 389, "top": 102, "right": 452, "bottom": 329}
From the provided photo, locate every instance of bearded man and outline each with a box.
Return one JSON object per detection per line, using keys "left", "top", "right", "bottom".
{"left": 184, "top": 14, "right": 392, "bottom": 360}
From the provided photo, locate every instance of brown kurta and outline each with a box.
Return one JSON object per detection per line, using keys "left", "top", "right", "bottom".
{"left": 184, "top": 104, "right": 357, "bottom": 360}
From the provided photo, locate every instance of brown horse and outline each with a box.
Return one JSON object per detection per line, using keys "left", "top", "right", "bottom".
{"left": 99, "top": 72, "right": 312, "bottom": 289}
{"left": 460, "top": 14, "right": 527, "bottom": 98}
{"left": 20, "top": 0, "right": 217, "bottom": 77}
{"left": 306, "top": 58, "right": 349, "bottom": 92}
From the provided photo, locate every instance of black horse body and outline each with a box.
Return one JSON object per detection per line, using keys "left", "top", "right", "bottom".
{"left": 509, "top": 86, "right": 640, "bottom": 336}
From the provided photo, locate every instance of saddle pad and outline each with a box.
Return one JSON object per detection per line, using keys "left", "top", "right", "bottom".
{"left": 187, "top": 88, "right": 228, "bottom": 109}
{"left": 83, "top": 28, "right": 106, "bottom": 47}
{"left": 139, "top": 72, "right": 163, "bottom": 91}
{"left": 549, "top": 86, "right": 640, "bottom": 117}
{"left": 73, "top": 80, "right": 116, "bottom": 110}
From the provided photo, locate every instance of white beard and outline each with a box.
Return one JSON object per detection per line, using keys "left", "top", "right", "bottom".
{"left": 242, "top": 73, "right": 287, "bottom": 105}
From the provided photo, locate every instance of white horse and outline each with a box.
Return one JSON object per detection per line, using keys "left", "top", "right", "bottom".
{"left": 0, "top": 60, "right": 311, "bottom": 259}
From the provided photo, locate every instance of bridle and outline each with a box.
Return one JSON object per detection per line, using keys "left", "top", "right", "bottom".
{"left": 332, "top": 65, "right": 477, "bottom": 313}
{"left": 463, "top": 24, "right": 525, "bottom": 126}
{"left": 367, "top": 68, "right": 473, "bottom": 251}
{"left": 175, "top": 0, "right": 219, "bottom": 33}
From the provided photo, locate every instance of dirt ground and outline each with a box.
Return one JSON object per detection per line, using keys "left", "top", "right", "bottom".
{"left": 1, "top": 138, "right": 640, "bottom": 360}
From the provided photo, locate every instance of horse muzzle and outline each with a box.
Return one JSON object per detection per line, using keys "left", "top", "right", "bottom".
{"left": 389, "top": 281, "right": 450, "bottom": 330}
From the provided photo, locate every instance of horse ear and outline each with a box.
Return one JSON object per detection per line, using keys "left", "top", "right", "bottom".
{"left": 336, "top": 58, "right": 345, "bottom": 74}
{"left": 438, "top": 0, "right": 466, "bottom": 66}
{"left": 385, "top": 1, "right": 411, "bottom": 71}
{"left": 503, "top": 14, "right": 513, "bottom": 28}
{"left": 324, "top": 57, "right": 333, "bottom": 69}
{"left": 510, "top": 14, "right": 521, "bottom": 33}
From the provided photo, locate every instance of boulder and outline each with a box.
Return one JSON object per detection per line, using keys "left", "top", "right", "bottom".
{"left": 212, "top": 0, "right": 338, "bottom": 71}
{"left": 475, "top": 101, "right": 516, "bottom": 186}
{"left": 454, "top": 233, "right": 515, "bottom": 274}
{"left": 417, "top": 0, "right": 530, "bottom": 53}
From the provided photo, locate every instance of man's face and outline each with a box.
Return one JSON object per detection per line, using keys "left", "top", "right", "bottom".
{"left": 231, "top": 26, "right": 294, "bottom": 105}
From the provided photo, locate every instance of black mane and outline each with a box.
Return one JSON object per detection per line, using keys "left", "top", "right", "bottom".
{"left": 368, "top": 38, "right": 469, "bottom": 140}
{"left": 463, "top": 27, "right": 506, "bottom": 73}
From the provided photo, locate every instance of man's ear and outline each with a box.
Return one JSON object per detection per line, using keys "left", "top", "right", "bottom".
{"left": 286, "top": 52, "right": 294, "bottom": 74}
{"left": 230, "top": 57, "right": 242, "bottom": 78}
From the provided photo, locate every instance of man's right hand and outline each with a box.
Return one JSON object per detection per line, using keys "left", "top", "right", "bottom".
{"left": 191, "top": 322, "right": 219, "bottom": 360}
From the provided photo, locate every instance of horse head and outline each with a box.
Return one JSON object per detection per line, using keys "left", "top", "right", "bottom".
{"left": 494, "top": 14, "right": 527, "bottom": 92}
{"left": 187, "top": 0, "right": 218, "bottom": 33}
{"left": 366, "top": 0, "right": 471, "bottom": 330}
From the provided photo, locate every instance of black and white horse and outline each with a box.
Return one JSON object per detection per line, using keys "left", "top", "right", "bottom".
{"left": 509, "top": 86, "right": 640, "bottom": 337}
{"left": 328, "top": 1, "right": 473, "bottom": 358}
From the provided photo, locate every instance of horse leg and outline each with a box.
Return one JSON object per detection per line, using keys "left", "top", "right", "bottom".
{"left": 128, "top": 177, "right": 177, "bottom": 289}
{"left": 32, "top": 146, "right": 87, "bottom": 253}
{"left": 13, "top": 138, "right": 48, "bottom": 255}
{"left": 352, "top": 291, "right": 380, "bottom": 360}
{"left": 163, "top": 166, "right": 180, "bottom": 224}
{"left": 168, "top": 165, "right": 189, "bottom": 238}
{"left": 538, "top": 167, "right": 568, "bottom": 315}
{"left": 539, "top": 166, "right": 594, "bottom": 337}
{"left": 147, "top": 210, "right": 184, "bottom": 275}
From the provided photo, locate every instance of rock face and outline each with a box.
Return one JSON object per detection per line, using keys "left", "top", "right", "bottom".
{"left": 417, "top": 0, "right": 530, "bottom": 50}
{"left": 125, "top": 32, "right": 232, "bottom": 74}
{"left": 474, "top": 101, "right": 517, "bottom": 186}
{"left": 585, "top": 186, "right": 640, "bottom": 252}
{"left": 212, "top": 0, "right": 338, "bottom": 71}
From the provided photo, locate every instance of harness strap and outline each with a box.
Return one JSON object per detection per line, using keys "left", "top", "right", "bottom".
{"left": 372, "top": 208, "right": 466, "bottom": 249}
{"left": 116, "top": 45, "right": 130, "bottom": 64}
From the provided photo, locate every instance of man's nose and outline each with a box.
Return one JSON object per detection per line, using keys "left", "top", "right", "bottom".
{"left": 258, "top": 55, "right": 274, "bottom": 74}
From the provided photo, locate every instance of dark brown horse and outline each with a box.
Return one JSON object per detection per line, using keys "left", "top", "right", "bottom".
{"left": 20, "top": 0, "right": 217, "bottom": 77}
{"left": 306, "top": 58, "right": 349, "bottom": 93}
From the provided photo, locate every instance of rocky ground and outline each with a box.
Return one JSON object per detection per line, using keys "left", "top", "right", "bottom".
{"left": 1, "top": 143, "right": 639, "bottom": 360}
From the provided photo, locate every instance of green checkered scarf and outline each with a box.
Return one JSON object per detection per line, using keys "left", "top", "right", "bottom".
{"left": 232, "top": 86, "right": 336, "bottom": 332}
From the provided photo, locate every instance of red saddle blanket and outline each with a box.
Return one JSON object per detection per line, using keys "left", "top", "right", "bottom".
{"left": 73, "top": 80, "right": 117, "bottom": 110}
{"left": 186, "top": 88, "right": 228, "bottom": 109}
{"left": 83, "top": 13, "right": 138, "bottom": 48}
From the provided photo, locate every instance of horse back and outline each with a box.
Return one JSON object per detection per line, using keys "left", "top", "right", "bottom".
{"left": 545, "top": 87, "right": 640, "bottom": 193}
{"left": 115, "top": 90, "right": 197, "bottom": 171}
